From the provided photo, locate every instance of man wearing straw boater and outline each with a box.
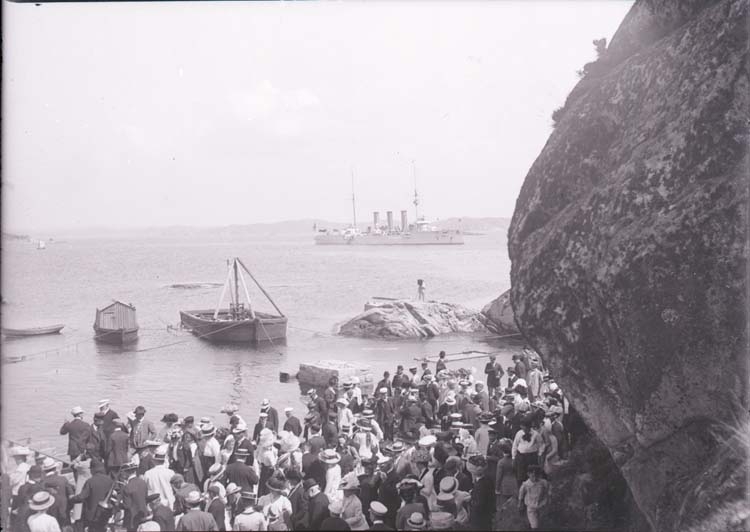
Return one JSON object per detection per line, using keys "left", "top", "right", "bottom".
{"left": 26, "top": 490, "right": 60, "bottom": 532}
{"left": 60, "top": 406, "right": 92, "bottom": 464}
{"left": 175, "top": 490, "right": 218, "bottom": 531}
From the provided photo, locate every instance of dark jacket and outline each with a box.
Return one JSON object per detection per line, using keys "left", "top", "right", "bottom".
{"left": 252, "top": 421, "right": 270, "bottom": 443}
{"left": 176, "top": 508, "right": 218, "bottom": 531}
{"left": 308, "top": 491, "right": 330, "bottom": 530}
{"left": 225, "top": 461, "right": 259, "bottom": 492}
{"left": 377, "top": 469, "right": 400, "bottom": 529}
{"left": 122, "top": 475, "right": 148, "bottom": 529}
{"left": 288, "top": 482, "right": 308, "bottom": 530}
{"left": 370, "top": 522, "right": 394, "bottom": 531}
{"left": 283, "top": 415, "right": 302, "bottom": 437}
{"left": 470, "top": 476, "right": 495, "bottom": 527}
{"left": 153, "top": 503, "right": 176, "bottom": 532}
{"left": 42, "top": 473, "right": 74, "bottom": 525}
{"left": 207, "top": 497, "right": 226, "bottom": 531}
{"left": 106, "top": 429, "right": 130, "bottom": 468}
{"left": 60, "top": 418, "right": 93, "bottom": 458}
{"left": 322, "top": 421, "right": 338, "bottom": 446}
{"left": 70, "top": 472, "right": 114, "bottom": 523}
{"left": 320, "top": 516, "right": 351, "bottom": 530}
{"left": 264, "top": 407, "right": 279, "bottom": 434}
{"left": 100, "top": 409, "right": 120, "bottom": 439}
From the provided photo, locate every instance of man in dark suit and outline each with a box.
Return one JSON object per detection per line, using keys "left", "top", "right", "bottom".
{"left": 147, "top": 492, "right": 175, "bottom": 532}
{"left": 41, "top": 457, "right": 74, "bottom": 527}
{"left": 259, "top": 399, "right": 279, "bottom": 434}
{"left": 69, "top": 461, "right": 114, "bottom": 532}
{"left": 121, "top": 464, "right": 148, "bottom": 530}
{"left": 322, "top": 412, "right": 339, "bottom": 447}
{"left": 60, "top": 406, "right": 93, "bottom": 461}
{"left": 308, "top": 388, "right": 328, "bottom": 420}
{"left": 305, "top": 478, "right": 330, "bottom": 530}
{"left": 231, "top": 426, "right": 255, "bottom": 466}
{"left": 105, "top": 419, "right": 130, "bottom": 475}
{"left": 282, "top": 407, "right": 302, "bottom": 436}
{"left": 224, "top": 448, "right": 258, "bottom": 492}
{"left": 375, "top": 388, "right": 395, "bottom": 442}
{"left": 206, "top": 484, "right": 226, "bottom": 531}
{"left": 377, "top": 458, "right": 401, "bottom": 530}
{"left": 11, "top": 465, "right": 44, "bottom": 532}
{"left": 468, "top": 455, "right": 495, "bottom": 530}
{"left": 97, "top": 399, "right": 121, "bottom": 441}
{"left": 252, "top": 413, "right": 270, "bottom": 443}
{"left": 88, "top": 412, "right": 107, "bottom": 463}
{"left": 287, "top": 470, "right": 308, "bottom": 531}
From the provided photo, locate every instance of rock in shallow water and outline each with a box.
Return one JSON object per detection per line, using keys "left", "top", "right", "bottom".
{"left": 479, "top": 289, "right": 519, "bottom": 335}
{"left": 508, "top": 0, "right": 749, "bottom": 531}
{"left": 338, "top": 300, "right": 486, "bottom": 338}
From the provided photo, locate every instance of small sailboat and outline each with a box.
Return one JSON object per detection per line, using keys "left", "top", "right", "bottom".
{"left": 180, "top": 258, "right": 287, "bottom": 343}
{"left": 37, "top": 240, "right": 46, "bottom": 250}
{"left": 93, "top": 300, "right": 139, "bottom": 344}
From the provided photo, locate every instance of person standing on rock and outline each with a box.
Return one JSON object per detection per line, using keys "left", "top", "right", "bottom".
{"left": 416, "top": 279, "right": 425, "bottom": 301}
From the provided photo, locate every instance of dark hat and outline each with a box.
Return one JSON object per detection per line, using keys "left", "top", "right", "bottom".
{"left": 146, "top": 493, "right": 161, "bottom": 504}
{"left": 28, "top": 465, "right": 43, "bottom": 480}
{"left": 161, "top": 413, "right": 178, "bottom": 423}
{"left": 183, "top": 416, "right": 195, "bottom": 424}
{"left": 478, "top": 412, "right": 494, "bottom": 424}
{"left": 468, "top": 455, "right": 487, "bottom": 468}
{"left": 134, "top": 406, "right": 146, "bottom": 414}
{"left": 303, "top": 478, "right": 318, "bottom": 491}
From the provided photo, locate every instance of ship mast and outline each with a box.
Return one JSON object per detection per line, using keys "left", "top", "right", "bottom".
{"left": 412, "top": 160, "right": 420, "bottom": 221}
{"left": 351, "top": 168, "right": 357, "bottom": 230}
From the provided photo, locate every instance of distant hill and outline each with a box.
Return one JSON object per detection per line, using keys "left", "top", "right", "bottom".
{"left": 12, "top": 217, "right": 511, "bottom": 239}
{"left": 1, "top": 232, "right": 30, "bottom": 241}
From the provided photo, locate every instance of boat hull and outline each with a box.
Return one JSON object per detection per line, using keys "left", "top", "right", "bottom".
{"left": 314, "top": 231, "right": 464, "bottom": 245}
{"left": 180, "top": 309, "right": 287, "bottom": 343}
{"left": 93, "top": 326, "right": 139, "bottom": 345}
{"left": 2, "top": 324, "right": 65, "bottom": 337}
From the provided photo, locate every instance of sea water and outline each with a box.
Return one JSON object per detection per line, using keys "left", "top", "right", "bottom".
{"left": 1, "top": 231, "right": 520, "bottom": 452}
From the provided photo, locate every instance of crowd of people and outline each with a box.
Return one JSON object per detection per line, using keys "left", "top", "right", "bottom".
{"left": 6, "top": 348, "right": 581, "bottom": 531}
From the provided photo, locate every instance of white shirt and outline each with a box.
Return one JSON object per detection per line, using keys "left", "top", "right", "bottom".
{"left": 203, "top": 437, "right": 221, "bottom": 462}
{"left": 512, "top": 429, "right": 543, "bottom": 458}
{"left": 144, "top": 463, "right": 176, "bottom": 509}
{"left": 27, "top": 513, "right": 61, "bottom": 532}
{"left": 324, "top": 465, "right": 342, "bottom": 504}
{"left": 10, "top": 462, "right": 30, "bottom": 495}
{"left": 234, "top": 508, "right": 267, "bottom": 531}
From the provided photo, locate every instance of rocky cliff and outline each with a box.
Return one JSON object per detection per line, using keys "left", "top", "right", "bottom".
{"left": 479, "top": 289, "right": 520, "bottom": 335}
{"left": 508, "top": 1, "right": 748, "bottom": 531}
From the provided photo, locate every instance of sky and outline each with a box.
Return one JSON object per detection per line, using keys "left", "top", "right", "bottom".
{"left": 2, "top": 0, "right": 633, "bottom": 233}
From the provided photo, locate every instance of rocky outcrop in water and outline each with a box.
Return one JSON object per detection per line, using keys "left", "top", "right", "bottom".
{"left": 479, "top": 290, "right": 519, "bottom": 335}
{"left": 508, "top": 1, "right": 749, "bottom": 531}
{"left": 338, "top": 300, "right": 486, "bottom": 339}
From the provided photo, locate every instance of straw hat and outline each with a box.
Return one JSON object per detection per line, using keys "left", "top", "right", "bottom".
{"left": 336, "top": 397, "right": 348, "bottom": 406}
{"left": 444, "top": 396, "right": 457, "bottom": 406}
{"left": 362, "top": 409, "right": 375, "bottom": 419}
{"left": 226, "top": 483, "right": 242, "bottom": 496}
{"left": 98, "top": 399, "right": 110, "bottom": 408}
{"left": 260, "top": 399, "right": 271, "bottom": 410}
{"left": 201, "top": 424, "right": 217, "bottom": 438}
{"left": 29, "top": 491, "right": 56, "bottom": 511}
{"left": 418, "top": 435, "right": 437, "bottom": 448}
{"left": 406, "top": 512, "right": 426, "bottom": 530}
{"left": 221, "top": 403, "right": 240, "bottom": 414}
{"left": 266, "top": 474, "right": 288, "bottom": 493}
{"left": 41, "top": 458, "right": 57, "bottom": 472}
{"left": 70, "top": 406, "right": 84, "bottom": 416}
{"left": 208, "top": 463, "right": 224, "bottom": 478}
{"left": 318, "top": 449, "right": 341, "bottom": 465}
{"left": 284, "top": 407, "right": 294, "bottom": 413}
{"left": 436, "top": 476, "right": 458, "bottom": 501}
{"left": 369, "top": 501, "right": 387, "bottom": 517}
{"left": 385, "top": 441, "right": 406, "bottom": 454}
{"left": 233, "top": 422, "right": 248, "bottom": 434}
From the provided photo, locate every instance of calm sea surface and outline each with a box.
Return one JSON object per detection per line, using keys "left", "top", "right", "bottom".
{"left": 1, "top": 232, "right": 520, "bottom": 454}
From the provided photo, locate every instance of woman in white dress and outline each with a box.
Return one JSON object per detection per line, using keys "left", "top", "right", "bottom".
{"left": 319, "top": 449, "right": 342, "bottom": 505}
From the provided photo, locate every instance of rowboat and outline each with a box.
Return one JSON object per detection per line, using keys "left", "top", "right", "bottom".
{"left": 1, "top": 324, "right": 65, "bottom": 337}
{"left": 180, "top": 257, "right": 287, "bottom": 344}
{"left": 94, "top": 301, "right": 139, "bottom": 345}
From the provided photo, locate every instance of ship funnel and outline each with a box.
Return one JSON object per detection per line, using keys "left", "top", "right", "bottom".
{"left": 373, "top": 211, "right": 380, "bottom": 228}
{"left": 401, "top": 210, "right": 408, "bottom": 232}
{"left": 387, "top": 211, "right": 394, "bottom": 232}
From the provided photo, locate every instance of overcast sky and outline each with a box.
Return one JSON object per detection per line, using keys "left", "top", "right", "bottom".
{"left": 3, "top": 0, "right": 632, "bottom": 232}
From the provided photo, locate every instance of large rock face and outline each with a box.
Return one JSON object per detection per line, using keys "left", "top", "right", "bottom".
{"left": 479, "top": 289, "right": 520, "bottom": 335}
{"left": 338, "top": 300, "right": 486, "bottom": 338}
{"left": 508, "top": 1, "right": 748, "bottom": 531}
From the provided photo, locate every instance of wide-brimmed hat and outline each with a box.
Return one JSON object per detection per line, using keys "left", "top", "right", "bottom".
{"left": 221, "top": 403, "right": 240, "bottom": 414}
{"left": 444, "top": 396, "right": 457, "bottom": 406}
{"left": 208, "top": 463, "right": 224, "bottom": 478}
{"left": 266, "top": 474, "right": 287, "bottom": 493}
{"left": 418, "top": 435, "right": 437, "bottom": 448}
{"left": 201, "top": 424, "right": 217, "bottom": 437}
{"left": 29, "top": 491, "right": 56, "bottom": 511}
{"left": 339, "top": 472, "right": 360, "bottom": 491}
{"left": 478, "top": 412, "right": 494, "bottom": 424}
{"left": 397, "top": 478, "right": 420, "bottom": 493}
{"left": 232, "top": 422, "right": 248, "bottom": 434}
{"left": 278, "top": 431, "right": 301, "bottom": 453}
{"left": 259, "top": 428, "right": 275, "bottom": 448}
{"left": 319, "top": 449, "right": 341, "bottom": 464}
{"left": 362, "top": 409, "right": 375, "bottom": 419}
{"left": 260, "top": 398, "right": 270, "bottom": 409}
{"left": 98, "top": 399, "right": 110, "bottom": 408}
{"left": 350, "top": 376, "right": 361, "bottom": 385}
{"left": 9, "top": 446, "right": 32, "bottom": 457}
{"left": 436, "top": 476, "right": 458, "bottom": 501}
{"left": 161, "top": 413, "right": 179, "bottom": 423}
{"left": 154, "top": 444, "right": 169, "bottom": 459}
{"left": 41, "top": 457, "right": 57, "bottom": 472}
{"left": 70, "top": 406, "right": 84, "bottom": 416}
{"left": 406, "top": 512, "right": 426, "bottom": 529}
{"left": 385, "top": 441, "right": 406, "bottom": 454}
{"left": 336, "top": 397, "right": 348, "bottom": 406}
{"left": 467, "top": 454, "right": 488, "bottom": 475}
{"left": 303, "top": 478, "right": 318, "bottom": 491}
{"left": 226, "top": 482, "right": 242, "bottom": 496}
{"left": 184, "top": 491, "right": 202, "bottom": 506}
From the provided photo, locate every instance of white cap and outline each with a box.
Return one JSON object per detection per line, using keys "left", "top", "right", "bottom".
{"left": 98, "top": 399, "right": 110, "bottom": 408}
{"left": 284, "top": 407, "right": 293, "bottom": 413}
